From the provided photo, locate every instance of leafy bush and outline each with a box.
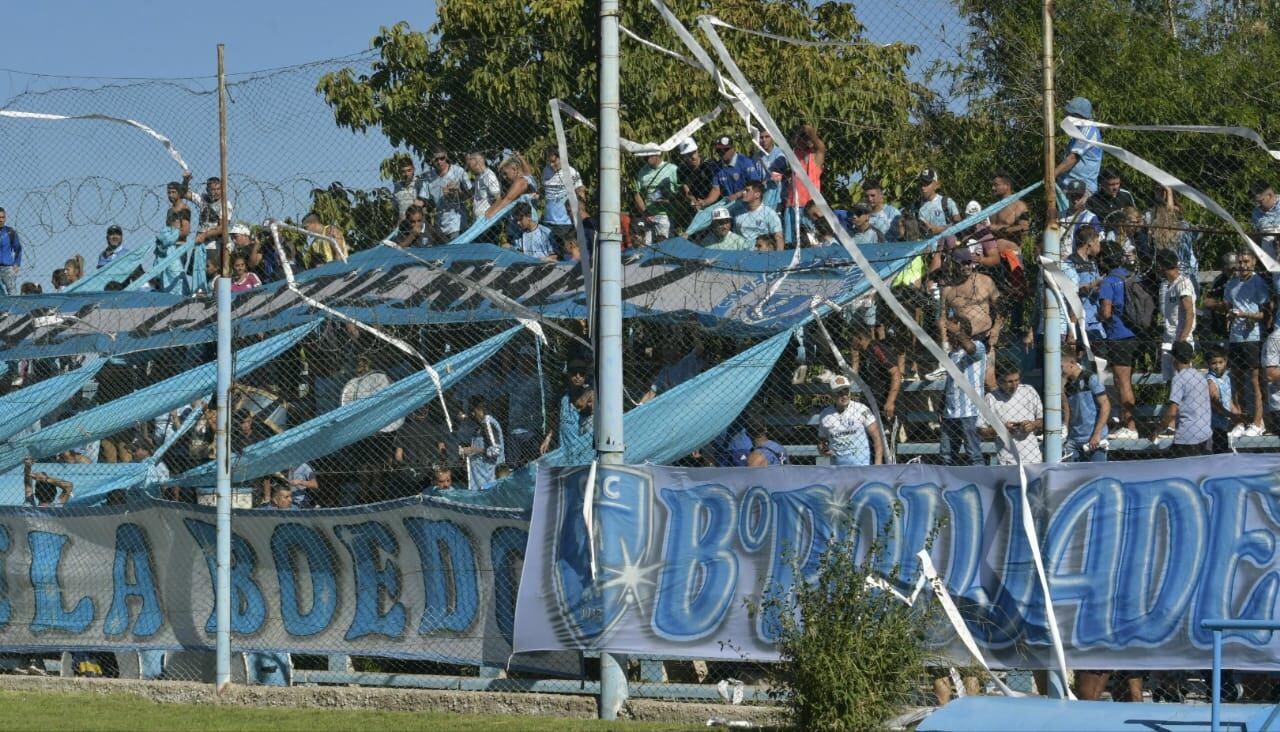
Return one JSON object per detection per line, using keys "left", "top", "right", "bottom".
{"left": 765, "top": 533, "right": 939, "bottom": 731}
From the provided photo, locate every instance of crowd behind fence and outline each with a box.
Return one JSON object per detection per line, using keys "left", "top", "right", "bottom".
{"left": 0, "top": 0, "right": 1279, "bottom": 708}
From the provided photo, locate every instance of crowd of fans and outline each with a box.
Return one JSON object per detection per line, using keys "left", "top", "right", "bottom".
{"left": 4, "top": 94, "right": 1280, "bottom": 500}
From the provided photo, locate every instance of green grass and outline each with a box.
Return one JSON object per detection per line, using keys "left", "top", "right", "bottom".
{"left": 0, "top": 690, "right": 703, "bottom": 731}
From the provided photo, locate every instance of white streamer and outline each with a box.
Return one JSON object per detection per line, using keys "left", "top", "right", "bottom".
{"left": 271, "top": 220, "right": 347, "bottom": 264}
{"left": 648, "top": 6, "right": 1072, "bottom": 693}
{"left": 1070, "top": 118, "right": 1280, "bottom": 161}
{"left": 0, "top": 110, "right": 190, "bottom": 173}
{"left": 1061, "top": 115, "right": 1280, "bottom": 273}
{"left": 553, "top": 99, "right": 724, "bottom": 156}
{"left": 583, "top": 459, "right": 600, "bottom": 580}
{"left": 548, "top": 99, "right": 595, "bottom": 344}
{"left": 1039, "top": 256, "right": 1107, "bottom": 376}
{"left": 703, "top": 16, "right": 894, "bottom": 49}
{"left": 265, "top": 221, "right": 452, "bottom": 432}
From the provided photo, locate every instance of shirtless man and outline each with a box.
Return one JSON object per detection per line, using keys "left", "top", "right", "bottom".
{"left": 987, "top": 173, "right": 1030, "bottom": 242}
{"left": 939, "top": 258, "right": 1003, "bottom": 387}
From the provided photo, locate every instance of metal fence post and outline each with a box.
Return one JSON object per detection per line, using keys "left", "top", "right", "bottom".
{"left": 214, "top": 43, "right": 233, "bottom": 692}
{"left": 596, "top": 0, "right": 628, "bottom": 719}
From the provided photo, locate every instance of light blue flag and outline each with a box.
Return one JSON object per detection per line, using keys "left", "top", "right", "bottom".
{"left": 171, "top": 326, "right": 521, "bottom": 487}
{"left": 0, "top": 321, "right": 320, "bottom": 471}
{"left": 63, "top": 245, "right": 150, "bottom": 293}
{"left": 440, "top": 327, "right": 795, "bottom": 510}
{"left": 0, "top": 462, "right": 148, "bottom": 506}
{"left": 0, "top": 358, "right": 104, "bottom": 443}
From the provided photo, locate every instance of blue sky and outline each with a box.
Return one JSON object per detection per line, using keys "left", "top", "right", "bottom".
{"left": 0, "top": 0, "right": 963, "bottom": 281}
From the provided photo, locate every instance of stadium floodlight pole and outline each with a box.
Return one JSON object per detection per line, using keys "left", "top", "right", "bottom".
{"left": 595, "top": 0, "right": 629, "bottom": 720}
{"left": 214, "top": 43, "right": 233, "bottom": 693}
{"left": 1040, "top": 0, "right": 1069, "bottom": 699}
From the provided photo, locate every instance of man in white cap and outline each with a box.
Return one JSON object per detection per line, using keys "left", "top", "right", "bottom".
{"left": 632, "top": 148, "right": 678, "bottom": 245}
{"left": 700, "top": 207, "right": 749, "bottom": 251}
{"left": 1056, "top": 96, "right": 1103, "bottom": 193}
{"left": 677, "top": 138, "right": 721, "bottom": 213}
{"left": 816, "top": 375, "right": 883, "bottom": 466}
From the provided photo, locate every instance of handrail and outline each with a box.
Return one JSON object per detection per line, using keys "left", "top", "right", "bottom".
{"left": 1200, "top": 618, "right": 1280, "bottom": 732}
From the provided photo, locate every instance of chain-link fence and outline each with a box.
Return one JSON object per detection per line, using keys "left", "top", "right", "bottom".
{"left": 1, "top": 0, "right": 1279, "bottom": 710}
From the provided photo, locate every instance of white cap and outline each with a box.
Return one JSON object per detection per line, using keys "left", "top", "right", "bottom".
{"left": 677, "top": 138, "right": 698, "bottom": 156}
{"left": 711, "top": 207, "right": 732, "bottom": 222}
{"left": 964, "top": 200, "right": 982, "bottom": 217}
{"left": 633, "top": 147, "right": 663, "bottom": 158}
{"left": 229, "top": 222, "right": 251, "bottom": 236}
{"left": 830, "top": 375, "right": 852, "bottom": 392}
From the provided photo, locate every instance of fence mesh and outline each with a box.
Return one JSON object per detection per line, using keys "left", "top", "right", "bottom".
{"left": 0, "top": 0, "right": 1279, "bottom": 706}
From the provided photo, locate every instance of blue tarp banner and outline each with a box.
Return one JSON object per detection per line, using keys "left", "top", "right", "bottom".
{"left": 0, "top": 495, "right": 571, "bottom": 671}
{"left": 63, "top": 246, "right": 150, "bottom": 293}
{"left": 171, "top": 327, "right": 520, "bottom": 487}
{"left": 0, "top": 321, "right": 320, "bottom": 471}
{"left": 0, "top": 358, "right": 103, "bottom": 443}
{"left": 438, "top": 327, "right": 794, "bottom": 511}
{"left": 0, "top": 461, "right": 147, "bottom": 506}
{"left": 516, "top": 456, "right": 1280, "bottom": 670}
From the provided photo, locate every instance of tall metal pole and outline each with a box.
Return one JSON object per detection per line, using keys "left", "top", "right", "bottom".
{"left": 214, "top": 43, "right": 234, "bottom": 692}
{"left": 1040, "top": 0, "right": 1068, "bottom": 700}
{"left": 595, "top": 0, "right": 628, "bottom": 720}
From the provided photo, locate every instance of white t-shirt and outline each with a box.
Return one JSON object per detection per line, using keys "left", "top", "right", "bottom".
{"left": 1159, "top": 274, "right": 1196, "bottom": 344}
{"left": 341, "top": 371, "right": 404, "bottom": 432}
{"left": 541, "top": 164, "right": 583, "bottom": 226}
{"left": 817, "top": 401, "right": 876, "bottom": 464}
{"left": 471, "top": 168, "right": 501, "bottom": 220}
{"left": 978, "top": 384, "right": 1043, "bottom": 465}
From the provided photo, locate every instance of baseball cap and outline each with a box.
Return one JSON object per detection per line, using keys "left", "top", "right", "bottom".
{"left": 711, "top": 207, "right": 732, "bottom": 222}
{"left": 677, "top": 138, "right": 698, "bottom": 156}
{"left": 965, "top": 200, "right": 982, "bottom": 217}
{"left": 1156, "top": 249, "right": 1180, "bottom": 270}
{"left": 713, "top": 135, "right": 733, "bottom": 150}
{"left": 1064, "top": 180, "right": 1088, "bottom": 197}
{"left": 106, "top": 224, "right": 123, "bottom": 235}
{"left": 229, "top": 222, "right": 251, "bottom": 236}
{"left": 830, "top": 375, "right": 852, "bottom": 392}
{"left": 1065, "top": 96, "right": 1093, "bottom": 119}
{"left": 918, "top": 168, "right": 939, "bottom": 184}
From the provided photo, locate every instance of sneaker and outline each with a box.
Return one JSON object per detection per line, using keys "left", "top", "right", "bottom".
{"left": 1228, "top": 423, "right": 1248, "bottom": 438}
{"left": 1243, "top": 423, "right": 1266, "bottom": 438}
{"left": 1110, "top": 427, "right": 1139, "bottom": 440}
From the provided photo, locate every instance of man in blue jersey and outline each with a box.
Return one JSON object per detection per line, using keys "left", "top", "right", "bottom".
{"left": 710, "top": 136, "right": 765, "bottom": 203}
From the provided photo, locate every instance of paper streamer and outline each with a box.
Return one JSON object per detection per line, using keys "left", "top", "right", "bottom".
{"left": 272, "top": 220, "right": 347, "bottom": 264}
{"left": 702, "top": 16, "right": 894, "bottom": 49}
{"left": 548, "top": 99, "right": 595, "bottom": 343}
{"left": 1039, "top": 255, "right": 1107, "bottom": 376}
{"left": 648, "top": 6, "right": 1072, "bottom": 694}
{"left": 553, "top": 99, "right": 724, "bottom": 156}
{"left": 1061, "top": 115, "right": 1280, "bottom": 273}
{"left": 0, "top": 110, "right": 189, "bottom": 173}
{"left": 266, "top": 221, "right": 453, "bottom": 432}
{"left": 1070, "top": 119, "right": 1280, "bottom": 162}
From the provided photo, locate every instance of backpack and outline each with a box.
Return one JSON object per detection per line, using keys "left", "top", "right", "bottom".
{"left": 1121, "top": 274, "right": 1156, "bottom": 330}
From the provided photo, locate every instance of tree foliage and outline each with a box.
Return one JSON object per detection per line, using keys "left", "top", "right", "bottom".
{"left": 317, "top": 1, "right": 935, "bottom": 208}
{"left": 930, "top": 0, "right": 1280, "bottom": 241}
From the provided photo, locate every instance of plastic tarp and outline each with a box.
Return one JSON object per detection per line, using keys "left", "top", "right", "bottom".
{"left": 439, "top": 326, "right": 795, "bottom": 511}
{"left": 170, "top": 326, "right": 521, "bottom": 487}
{"left": 0, "top": 462, "right": 147, "bottom": 506}
{"left": 0, "top": 358, "right": 104, "bottom": 443}
{"left": 0, "top": 321, "right": 319, "bottom": 471}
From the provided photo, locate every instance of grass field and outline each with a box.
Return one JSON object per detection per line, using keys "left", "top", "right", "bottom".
{"left": 0, "top": 690, "right": 706, "bottom": 731}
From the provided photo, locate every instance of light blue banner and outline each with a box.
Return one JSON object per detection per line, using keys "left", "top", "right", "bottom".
{"left": 516, "top": 456, "right": 1280, "bottom": 670}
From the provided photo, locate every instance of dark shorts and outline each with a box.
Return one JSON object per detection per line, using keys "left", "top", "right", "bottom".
{"left": 1169, "top": 441, "right": 1208, "bottom": 458}
{"left": 1101, "top": 338, "right": 1138, "bottom": 368}
{"left": 1228, "top": 341, "right": 1262, "bottom": 371}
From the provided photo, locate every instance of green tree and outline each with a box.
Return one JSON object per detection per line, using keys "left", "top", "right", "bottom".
{"left": 930, "top": 0, "right": 1280, "bottom": 252}
{"left": 317, "top": 0, "right": 935, "bottom": 241}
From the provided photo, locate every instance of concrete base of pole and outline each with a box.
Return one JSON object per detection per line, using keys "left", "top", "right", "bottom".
{"left": 599, "top": 652, "right": 628, "bottom": 720}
